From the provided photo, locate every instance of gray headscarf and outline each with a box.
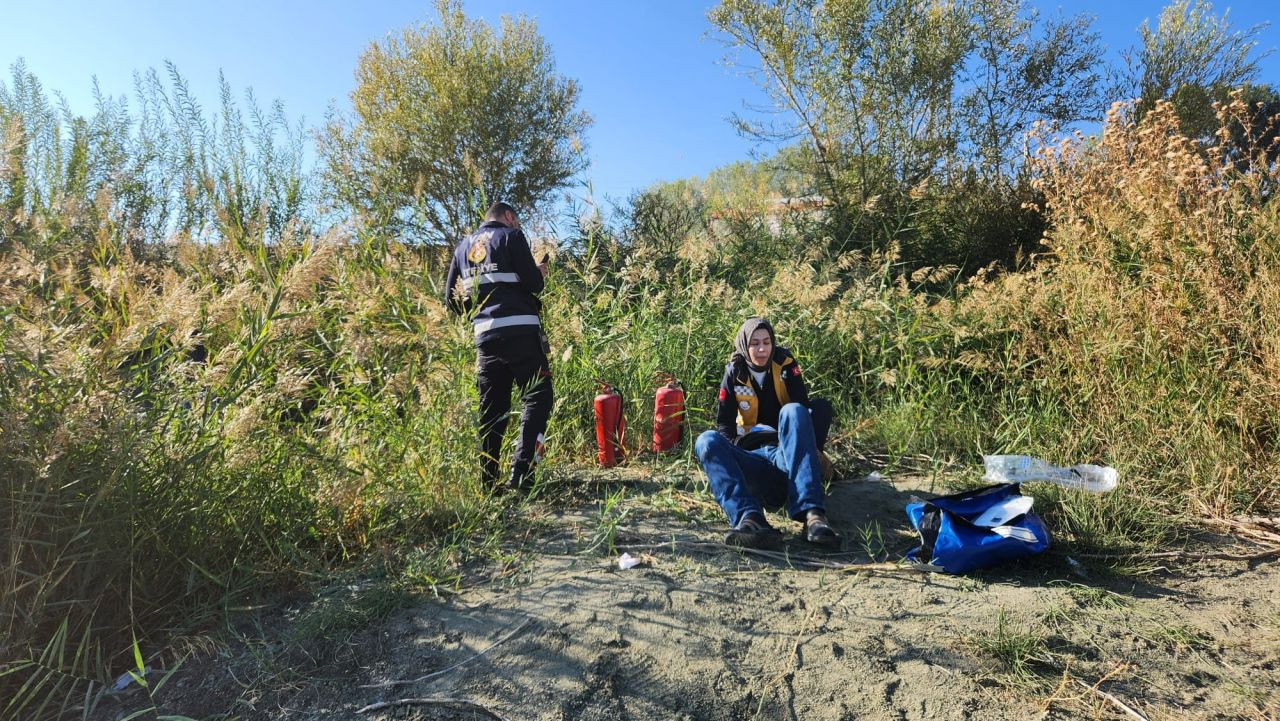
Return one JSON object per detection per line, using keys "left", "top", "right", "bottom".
{"left": 732, "top": 317, "right": 777, "bottom": 370}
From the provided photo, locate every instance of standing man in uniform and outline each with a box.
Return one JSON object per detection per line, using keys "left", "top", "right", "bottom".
{"left": 445, "top": 201, "right": 552, "bottom": 492}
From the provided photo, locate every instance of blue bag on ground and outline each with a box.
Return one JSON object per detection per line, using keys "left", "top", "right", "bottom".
{"left": 905, "top": 483, "right": 1050, "bottom": 574}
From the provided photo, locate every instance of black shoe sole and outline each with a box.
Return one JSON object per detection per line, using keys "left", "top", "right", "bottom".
{"left": 725, "top": 529, "right": 784, "bottom": 550}
{"left": 804, "top": 532, "right": 841, "bottom": 549}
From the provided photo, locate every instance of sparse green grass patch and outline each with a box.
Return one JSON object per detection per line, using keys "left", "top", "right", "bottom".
{"left": 1141, "top": 621, "right": 1216, "bottom": 657}
{"left": 971, "top": 609, "right": 1055, "bottom": 685}
{"left": 1051, "top": 581, "right": 1131, "bottom": 610}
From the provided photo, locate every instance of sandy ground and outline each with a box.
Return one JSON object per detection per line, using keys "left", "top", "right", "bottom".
{"left": 95, "top": 472, "right": 1280, "bottom": 721}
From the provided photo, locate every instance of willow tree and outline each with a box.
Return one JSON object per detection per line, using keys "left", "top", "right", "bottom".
{"left": 709, "top": 0, "right": 1104, "bottom": 198}
{"left": 708, "top": 0, "right": 1104, "bottom": 268}
{"left": 1112, "top": 0, "right": 1275, "bottom": 153}
{"left": 323, "top": 0, "right": 591, "bottom": 244}
{"left": 1118, "top": 0, "right": 1269, "bottom": 118}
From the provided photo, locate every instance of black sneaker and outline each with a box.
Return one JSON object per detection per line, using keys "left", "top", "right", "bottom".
{"left": 725, "top": 513, "right": 783, "bottom": 549}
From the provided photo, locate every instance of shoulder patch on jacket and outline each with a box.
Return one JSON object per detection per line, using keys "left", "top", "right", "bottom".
{"left": 791, "top": 364, "right": 802, "bottom": 377}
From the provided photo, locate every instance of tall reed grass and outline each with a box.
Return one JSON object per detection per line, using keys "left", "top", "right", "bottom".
{"left": 993, "top": 94, "right": 1280, "bottom": 533}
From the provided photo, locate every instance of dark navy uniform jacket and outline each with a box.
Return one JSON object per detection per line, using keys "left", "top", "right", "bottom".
{"left": 444, "top": 220, "right": 544, "bottom": 345}
{"left": 714, "top": 347, "right": 809, "bottom": 442}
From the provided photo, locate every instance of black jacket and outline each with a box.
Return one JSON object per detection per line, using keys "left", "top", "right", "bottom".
{"left": 714, "top": 347, "right": 810, "bottom": 442}
{"left": 444, "top": 221, "right": 544, "bottom": 344}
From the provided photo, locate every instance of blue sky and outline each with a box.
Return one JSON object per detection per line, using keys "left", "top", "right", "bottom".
{"left": 2, "top": 1, "right": 1278, "bottom": 208}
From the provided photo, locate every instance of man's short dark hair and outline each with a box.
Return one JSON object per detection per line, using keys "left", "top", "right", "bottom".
{"left": 485, "top": 201, "right": 518, "bottom": 221}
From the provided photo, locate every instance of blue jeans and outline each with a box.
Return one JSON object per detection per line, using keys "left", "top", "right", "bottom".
{"left": 696, "top": 402, "right": 830, "bottom": 527}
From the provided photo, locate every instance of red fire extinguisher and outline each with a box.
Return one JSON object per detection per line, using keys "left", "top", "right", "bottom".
{"left": 652, "top": 378, "right": 685, "bottom": 453}
{"left": 594, "top": 383, "right": 626, "bottom": 467}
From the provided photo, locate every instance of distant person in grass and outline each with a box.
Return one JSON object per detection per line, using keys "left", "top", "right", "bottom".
{"left": 445, "top": 201, "right": 551, "bottom": 493}
{"left": 695, "top": 317, "right": 840, "bottom": 549}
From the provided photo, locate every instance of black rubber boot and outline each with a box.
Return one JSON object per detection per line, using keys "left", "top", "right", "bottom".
{"left": 507, "top": 460, "right": 535, "bottom": 493}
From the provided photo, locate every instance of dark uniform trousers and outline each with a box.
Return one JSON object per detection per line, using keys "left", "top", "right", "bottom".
{"left": 476, "top": 333, "right": 553, "bottom": 486}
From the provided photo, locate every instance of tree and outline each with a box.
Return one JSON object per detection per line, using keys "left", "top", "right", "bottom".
{"left": 708, "top": 0, "right": 1103, "bottom": 266}
{"left": 710, "top": 0, "right": 968, "bottom": 216}
{"left": 323, "top": 0, "right": 592, "bottom": 244}
{"left": 709, "top": 0, "right": 1104, "bottom": 206}
{"left": 1116, "top": 0, "right": 1271, "bottom": 118}
{"left": 961, "top": 0, "right": 1105, "bottom": 179}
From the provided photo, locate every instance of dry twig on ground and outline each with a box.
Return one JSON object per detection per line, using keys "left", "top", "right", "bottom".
{"left": 1074, "top": 679, "right": 1149, "bottom": 721}
{"left": 1066, "top": 544, "right": 1280, "bottom": 563}
{"left": 1040, "top": 663, "right": 1148, "bottom": 721}
{"left": 1203, "top": 516, "right": 1280, "bottom": 546}
{"left": 356, "top": 697, "right": 512, "bottom": 719}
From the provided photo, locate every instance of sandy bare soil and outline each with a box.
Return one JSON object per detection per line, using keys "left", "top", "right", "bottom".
{"left": 94, "top": 472, "right": 1280, "bottom": 720}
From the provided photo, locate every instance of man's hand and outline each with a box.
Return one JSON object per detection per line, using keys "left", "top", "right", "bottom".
{"left": 538, "top": 261, "right": 549, "bottom": 278}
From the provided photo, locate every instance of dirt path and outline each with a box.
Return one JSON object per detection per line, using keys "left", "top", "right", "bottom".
{"left": 101, "top": 474, "right": 1280, "bottom": 720}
